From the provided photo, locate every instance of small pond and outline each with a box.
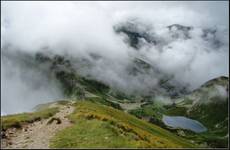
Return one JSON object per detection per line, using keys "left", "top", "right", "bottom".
{"left": 162, "top": 115, "right": 207, "bottom": 133}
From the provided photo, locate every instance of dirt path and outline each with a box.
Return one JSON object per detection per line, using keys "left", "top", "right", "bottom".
{"left": 1, "top": 104, "right": 75, "bottom": 149}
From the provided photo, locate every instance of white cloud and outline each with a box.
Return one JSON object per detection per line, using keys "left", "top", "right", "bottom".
{"left": 1, "top": 1, "right": 229, "bottom": 114}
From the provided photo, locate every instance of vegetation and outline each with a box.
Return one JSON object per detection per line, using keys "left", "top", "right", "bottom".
{"left": 86, "top": 97, "right": 123, "bottom": 110}
{"left": 34, "top": 100, "right": 71, "bottom": 111}
{"left": 50, "top": 100, "right": 195, "bottom": 148}
{"left": 164, "top": 97, "right": 228, "bottom": 148}
{"left": 128, "top": 81, "right": 229, "bottom": 148}
{"left": 185, "top": 100, "right": 228, "bottom": 148}
{"left": 165, "top": 106, "right": 187, "bottom": 116}
{"left": 1, "top": 107, "right": 59, "bottom": 130}
{"left": 129, "top": 102, "right": 166, "bottom": 119}
{"left": 2, "top": 54, "right": 228, "bottom": 149}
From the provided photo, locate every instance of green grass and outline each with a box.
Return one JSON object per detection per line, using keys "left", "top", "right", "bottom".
{"left": 129, "top": 103, "right": 166, "bottom": 119}
{"left": 124, "top": 96, "right": 229, "bottom": 148}
{"left": 164, "top": 99, "right": 228, "bottom": 148}
{"left": 86, "top": 96, "right": 123, "bottom": 110}
{"left": 50, "top": 100, "right": 196, "bottom": 148}
{"left": 186, "top": 100, "right": 228, "bottom": 148}
{"left": 165, "top": 106, "right": 188, "bottom": 116}
{"left": 187, "top": 131, "right": 228, "bottom": 148}
{"left": 33, "top": 102, "right": 55, "bottom": 111}
{"left": 128, "top": 102, "right": 167, "bottom": 129}
{"left": 33, "top": 100, "right": 70, "bottom": 111}
{"left": 78, "top": 77, "right": 110, "bottom": 94}
{"left": 188, "top": 100, "right": 228, "bottom": 129}
{"left": 1, "top": 107, "right": 59, "bottom": 130}
{"left": 50, "top": 119, "right": 140, "bottom": 148}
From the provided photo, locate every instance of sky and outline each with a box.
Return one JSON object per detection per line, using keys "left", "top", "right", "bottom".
{"left": 1, "top": 1, "right": 229, "bottom": 115}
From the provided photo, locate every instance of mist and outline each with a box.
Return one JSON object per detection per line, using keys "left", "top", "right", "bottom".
{"left": 1, "top": 1, "right": 229, "bottom": 114}
{"left": 1, "top": 49, "right": 63, "bottom": 115}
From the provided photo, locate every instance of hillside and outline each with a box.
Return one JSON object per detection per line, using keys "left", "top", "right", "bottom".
{"left": 1, "top": 76, "right": 228, "bottom": 148}
{"left": 171, "top": 76, "right": 229, "bottom": 147}
{"left": 1, "top": 51, "right": 228, "bottom": 148}
{"left": 1, "top": 99, "right": 196, "bottom": 148}
{"left": 1, "top": 2, "right": 229, "bottom": 149}
{"left": 1, "top": 101, "right": 74, "bottom": 148}
{"left": 55, "top": 100, "right": 199, "bottom": 148}
{"left": 1, "top": 49, "right": 229, "bottom": 148}
{"left": 129, "top": 76, "right": 229, "bottom": 148}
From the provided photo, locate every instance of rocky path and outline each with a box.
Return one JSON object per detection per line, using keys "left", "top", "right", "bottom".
{"left": 1, "top": 103, "right": 75, "bottom": 149}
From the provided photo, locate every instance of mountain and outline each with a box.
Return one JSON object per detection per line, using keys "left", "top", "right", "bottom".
{"left": 1, "top": 98, "right": 196, "bottom": 148}
{"left": 1, "top": 49, "right": 228, "bottom": 148}
{"left": 1, "top": 54, "right": 228, "bottom": 148}
{"left": 113, "top": 19, "right": 157, "bottom": 49}
{"left": 129, "top": 76, "right": 229, "bottom": 148}
{"left": 171, "top": 76, "right": 229, "bottom": 148}
{"left": 167, "top": 24, "right": 193, "bottom": 40}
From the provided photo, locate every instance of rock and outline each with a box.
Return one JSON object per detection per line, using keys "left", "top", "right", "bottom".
{"left": 1, "top": 131, "right": 7, "bottom": 138}
{"left": 8, "top": 141, "right": 12, "bottom": 145}
{"left": 177, "top": 130, "right": 186, "bottom": 137}
{"left": 47, "top": 117, "right": 62, "bottom": 125}
{"left": 8, "top": 131, "right": 14, "bottom": 135}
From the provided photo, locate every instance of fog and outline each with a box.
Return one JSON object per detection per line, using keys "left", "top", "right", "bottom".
{"left": 1, "top": 1, "right": 229, "bottom": 114}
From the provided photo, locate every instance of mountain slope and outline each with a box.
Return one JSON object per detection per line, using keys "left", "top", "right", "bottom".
{"left": 50, "top": 100, "right": 195, "bottom": 148}
{"left": 165, "top": 76, "right": 229, "bottom": 147}
{"left": 128, "top": 76, "right": 228, "bottom": 148}
{"left": 1, "top": 50, "right": 228, "bottom": 148}
{"left": 1, "top": 102, "right": 74, "bottom": 148}
{"left": 1, "top": 99, "right": 196, "bottom": 148}
{"left": 174, "top": 76, "right": 228, "bottom": 128}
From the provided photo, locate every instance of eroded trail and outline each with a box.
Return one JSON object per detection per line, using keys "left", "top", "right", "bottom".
{"left": 1, "top": 104, "right": 75, "bottom": 149}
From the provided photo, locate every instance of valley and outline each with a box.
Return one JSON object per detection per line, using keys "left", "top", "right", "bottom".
{"left": 1, "top": 73, "right": 228, "bottom": 148}
{"left": 1, "top": 2, "right": 229, "bottom": 148}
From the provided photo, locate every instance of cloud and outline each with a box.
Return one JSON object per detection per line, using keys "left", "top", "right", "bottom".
{"left": 1, "top": 50, "right": 63, "bottom": 115}
{"left": 1, "top": 1, "right": 229, "bottom": 114}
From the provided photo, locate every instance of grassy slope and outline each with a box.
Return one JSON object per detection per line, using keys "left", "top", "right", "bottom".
{"left": 129, "top": 101, "right": 166, "bottom": 119}
{"left": 129, "top": 77, "right": 229, "bottom": 148}
{"left": 50, "top": 100, "right": 195, "bottom": 148}
{"left": 1, "top": 100, "right": 74, "bottom": 131}
{"left": 164, "top": 94, "right": 228, "bottom": 147}
{"left": 165, "top": 101, "right": 228, "bottom": 148}
{"left": 1, "top": 107, "right": 59, "bottom": 130}
{"left": 184, "top": 100, "right": 228, "bottom": 148}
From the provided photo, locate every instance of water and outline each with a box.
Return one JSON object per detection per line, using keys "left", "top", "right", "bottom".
{"left": 162, "top": 115, "right": 207, "bottom": 133}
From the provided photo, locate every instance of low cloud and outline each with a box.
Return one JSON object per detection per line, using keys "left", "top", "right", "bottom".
{"left": 1, "top": 1, "right": 229, "bottom": 114}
